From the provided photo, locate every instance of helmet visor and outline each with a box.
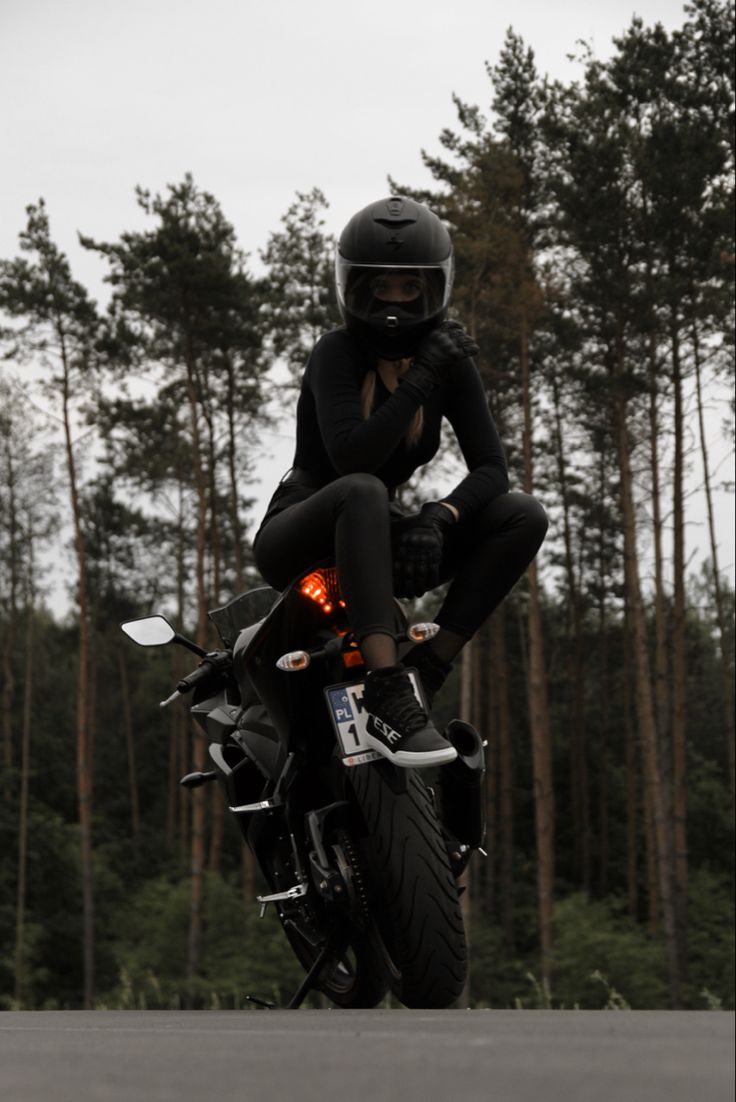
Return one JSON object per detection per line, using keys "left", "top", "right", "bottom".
{"left": 336, "top": 259, "right": 453, "bottom": 324}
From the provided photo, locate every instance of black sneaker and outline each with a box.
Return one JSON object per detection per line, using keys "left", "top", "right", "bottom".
{"left": 363, "top": 666, "right": 457, "bottom": 768}
{"left": 401, "top": 644, "right": 453, "bottom": 709}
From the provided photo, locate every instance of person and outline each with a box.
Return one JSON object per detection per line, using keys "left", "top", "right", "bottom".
{"left": 253, "top": 196, "right": 547, "bottom": 768}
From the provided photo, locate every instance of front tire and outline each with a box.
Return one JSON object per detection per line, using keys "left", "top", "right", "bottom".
{"left": 279, "top": 919, "right": 388, "bottom": 1009}
{"left": 258, "top": 834, "right": 388, "bottom": 1009}
{"left": 349, "top": 762, "right": 468, "bottom": 1008}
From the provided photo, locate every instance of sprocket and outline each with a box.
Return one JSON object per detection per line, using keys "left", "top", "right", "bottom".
{"left": 332, "top": 827, "right": 371, "bottom": 927}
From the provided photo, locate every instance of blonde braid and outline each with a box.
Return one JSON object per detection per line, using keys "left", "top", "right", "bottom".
{"left": 361, "top": 364, "right": 424, "bottom": 448}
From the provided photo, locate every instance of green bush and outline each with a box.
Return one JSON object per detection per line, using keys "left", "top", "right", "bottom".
{"left": 99, "top": 872, "right": 306, "bottom": 1009}
{"left": 686, "top": 867, "right": 735, "bottom": 1009}
{"left": 468, "top": 892, "right": 669, "bottom": 1008}
{"left": 550, "top": 894, "right": 667, "bottom": 1008}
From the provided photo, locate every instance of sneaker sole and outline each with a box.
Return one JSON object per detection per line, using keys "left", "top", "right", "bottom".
{"left": 365, "top": 733, "right": 458, "bottom": 769}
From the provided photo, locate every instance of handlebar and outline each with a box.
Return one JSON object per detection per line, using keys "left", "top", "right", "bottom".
{"left": 158, "top": 650, "right": 232, "bottom": 707}
{"left": 177, "top": 660, "right": 217, "bottom": 694}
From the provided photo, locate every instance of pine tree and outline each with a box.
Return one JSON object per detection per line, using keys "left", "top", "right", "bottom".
{"left": 82, "top": 175, "right": 268, "bottom": 1002}
{"left": 260, "top": 188, "right": 341, "bottom": 386}
{"left": 0, "top": 204, "right": 102, "bottom": 1006}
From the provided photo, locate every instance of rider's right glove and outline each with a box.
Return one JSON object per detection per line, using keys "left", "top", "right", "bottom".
{"left": 400, "top": 321, "right": 480, "bottom": 398}
{"left": 392, "top": 502, "right": 455, "bottom": 598}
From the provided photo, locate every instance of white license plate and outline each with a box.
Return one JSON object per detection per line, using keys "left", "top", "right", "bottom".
{"left": 324, "top": 671, "right": 424, "bottom": 768}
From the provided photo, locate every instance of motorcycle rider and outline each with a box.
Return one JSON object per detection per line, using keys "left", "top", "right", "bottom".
{"left": 253, "top": 196, "right": 547, "bottom": 767}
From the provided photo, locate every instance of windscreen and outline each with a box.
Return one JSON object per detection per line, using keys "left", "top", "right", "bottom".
{"left": 208, "top": 587, "right": 279, "bottom": 648}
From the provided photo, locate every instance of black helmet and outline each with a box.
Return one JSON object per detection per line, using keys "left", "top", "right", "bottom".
{"left": 335, "top": 196, "right": 454, "bottom": 358}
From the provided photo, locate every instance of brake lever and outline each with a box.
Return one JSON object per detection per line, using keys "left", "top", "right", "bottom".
{"left": 160, "top": 689, "right": 183, "bottom": 708}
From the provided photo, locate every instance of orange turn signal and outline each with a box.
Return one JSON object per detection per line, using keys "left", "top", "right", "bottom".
{"left": 407, "top": 622, "right": 440, "bottom": 643}
{"left": 276, "top": 650, "right": 311, "bottom": 672}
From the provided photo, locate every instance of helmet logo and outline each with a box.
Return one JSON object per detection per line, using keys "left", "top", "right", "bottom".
{"left": 387, "top": 234, "right": 403, "bottom": 250}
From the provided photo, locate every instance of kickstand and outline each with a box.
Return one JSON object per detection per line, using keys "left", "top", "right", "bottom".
{"left": 285, "top": 932, "right": 345, "bottom": 1010}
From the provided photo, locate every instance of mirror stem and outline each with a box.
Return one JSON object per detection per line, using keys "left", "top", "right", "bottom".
{"left": 173, "top": 632, "right": 208, "bottom": 658}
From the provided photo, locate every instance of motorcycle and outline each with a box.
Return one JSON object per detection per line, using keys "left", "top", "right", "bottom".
{"left": 121, "top": 563, "right": 486, "bottom": 1009}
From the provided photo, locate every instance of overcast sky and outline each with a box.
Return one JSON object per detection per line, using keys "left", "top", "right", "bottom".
{"left": 2, "top": 0, "right": 697, "bottom": 288}
{"left": 2, "top": 0, "right": 733, "bottom": 588}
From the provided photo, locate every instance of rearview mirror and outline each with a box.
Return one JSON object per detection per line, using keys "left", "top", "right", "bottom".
{"left": 121, "top": 615, "right": 176, "bottom": 647}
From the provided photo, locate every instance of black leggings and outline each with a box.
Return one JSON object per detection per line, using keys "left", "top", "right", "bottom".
{"left": 253, "top": 474, "right": 548, "bottom": 643}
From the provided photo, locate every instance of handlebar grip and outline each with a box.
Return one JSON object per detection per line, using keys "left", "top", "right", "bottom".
{"left": 177, "top": 660, "right": 214, "bottom": 694}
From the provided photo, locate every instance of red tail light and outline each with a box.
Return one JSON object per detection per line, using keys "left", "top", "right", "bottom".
{"left": 299, "top": 568, "right": 347, "bottom": 616}
{"left": 299, "top": 568, "right": 362, "bottom": 666}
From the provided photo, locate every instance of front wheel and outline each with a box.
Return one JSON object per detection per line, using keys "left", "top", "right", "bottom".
{"left": 279, "top": 919, "right": 388, "bottom": 1009}
{"left": 258, "top": 833, "right": 388, "bottom": 1009}
{"left": 349, "top": 762, "right": 468, "bottom": 1008}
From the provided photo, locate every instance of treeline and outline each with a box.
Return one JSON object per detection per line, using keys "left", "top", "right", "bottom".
{"left": 1, "top": 0, "right": 733, "bottom": 1010}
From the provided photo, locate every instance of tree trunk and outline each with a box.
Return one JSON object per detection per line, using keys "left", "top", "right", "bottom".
{"left": 643, "top": 766, "right": 660, "bottom": 937}
{"left": 597, "top": 582, "right": 611, "bottom": 898}
{"left": 520, "top": 317, "right": 554, "bottom": 986}
{"left": 166, "top": 702, "right": 178, "bottom": 853}
{"left": 484, "top": 628, "right": 498, "bottom": 918}
{"left": 225, "top": 358, "right": 245, "bottom": 593}
{"left": 551, "top": 371, "right": 589, "bottom": 890}
{"left": 59, "top": 326, "right": 94, "bottom": 1009}
{"left": 1, "top": 430, "right": 19, "bottom": 801}
{"left": 200, "top": 387, "right": 225, "bottom": 877}
{"left": 491, "top": 607, "right": 514, "bottom": 951}
{"left": 613, "top": 386, "right": 681, "bottom": 1006}
{"left": 647, "top": 343, "right": 673, "bottom": 895}
{"left": 242, "top": 848, "right": 255, "bottom": 908}
{"left": 692, "top": 316, "right": 735, "bottom": 807}
{"left": 14, "top": 539, "right": 34, "bottom": 1007}
{"left": 646, "top": 247, "right": 671, "bottom": 800}
{"left": 87, "top": 619, "right": 98, "bottom": 782}
{"left": 178, "top": 705, "right": 190, "bottom": 866}
{"left": 167, "top": 490, "right": 187, "bottom": 855}
{"left": 623, "top": 602, "right": 639, "bottom": 921}
{"left": 669, "top": 312, "right": 688, "bottom": 982}
{"left": 457, "top": 638, "right": 476, "bottom": 1007}
{"left": 184, "top": 348, "right": 210, "bottom": 1007}
{"left": 117, "top": 648, "right": 140, "bottom": 842}
{"left": 208, "top": 786, "right": 225, "bottom": 875}
{"left": 200, "top": 385, "right": 222, "bottom": 608}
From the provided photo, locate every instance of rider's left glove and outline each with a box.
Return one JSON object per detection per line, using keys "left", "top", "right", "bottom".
{"left": 392, "top": 502, "right": 456, "bottom": 598}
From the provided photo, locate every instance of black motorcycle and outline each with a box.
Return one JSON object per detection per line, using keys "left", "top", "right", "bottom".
{"left": 121, "top": 563, "right": 485, "bottom": 1009}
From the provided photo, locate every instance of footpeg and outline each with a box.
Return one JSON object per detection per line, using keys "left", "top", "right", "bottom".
{"left": 179, "top": 770, "right": 219, "bottom": 788}
{"left": 257, "top": 883, "right": 308, "bottom": 904}
{"left": 229, "top": 797, "right": 282, "bottom": 813}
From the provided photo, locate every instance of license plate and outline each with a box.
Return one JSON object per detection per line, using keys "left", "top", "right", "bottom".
{"left": 324, "top": 671, "right": 424, "bottom": 767}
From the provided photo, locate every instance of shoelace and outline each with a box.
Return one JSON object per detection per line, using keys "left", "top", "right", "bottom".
{"left": 376, "top": 675, "right": 428, "bottom": 735}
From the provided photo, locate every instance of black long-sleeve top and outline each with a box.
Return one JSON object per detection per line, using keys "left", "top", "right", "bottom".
{"left": 261, "top": 326, "right": 508, "bottom": 525}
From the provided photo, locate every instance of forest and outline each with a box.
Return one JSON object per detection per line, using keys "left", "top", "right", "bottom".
{"left": 0, "top": 0, "right": 733, "bottom": 1011}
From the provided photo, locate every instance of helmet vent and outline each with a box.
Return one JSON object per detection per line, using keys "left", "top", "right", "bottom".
{"left": 374, "top": 218, "right": 416, "bottom": 229}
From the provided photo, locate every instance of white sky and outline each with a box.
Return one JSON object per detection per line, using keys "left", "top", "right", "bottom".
{"left": 2, "top": 0, "right": 733, "bottom": 597}
{"left": 2, "top": 0, "right": 696, "bottom": 278}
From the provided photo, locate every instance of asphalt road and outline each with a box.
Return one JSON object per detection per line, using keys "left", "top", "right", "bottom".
{"left": 1, "top": 1009, "right": 733, "bottom": 1102}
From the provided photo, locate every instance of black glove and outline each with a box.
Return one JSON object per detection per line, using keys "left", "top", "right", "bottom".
{"left": 392, "top": 502, "right": 455, "bottom": 598}
{"left": 402, "top": 321, "right": 480, "bottom": 396}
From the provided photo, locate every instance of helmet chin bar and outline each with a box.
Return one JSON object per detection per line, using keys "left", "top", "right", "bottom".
{"left": 348, "top": 312, "right": 444, "bottom": 361}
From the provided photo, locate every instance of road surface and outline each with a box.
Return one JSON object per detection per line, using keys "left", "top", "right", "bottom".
{"left": 1, "top": 1009, "right": 733, "bottom": 1102}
